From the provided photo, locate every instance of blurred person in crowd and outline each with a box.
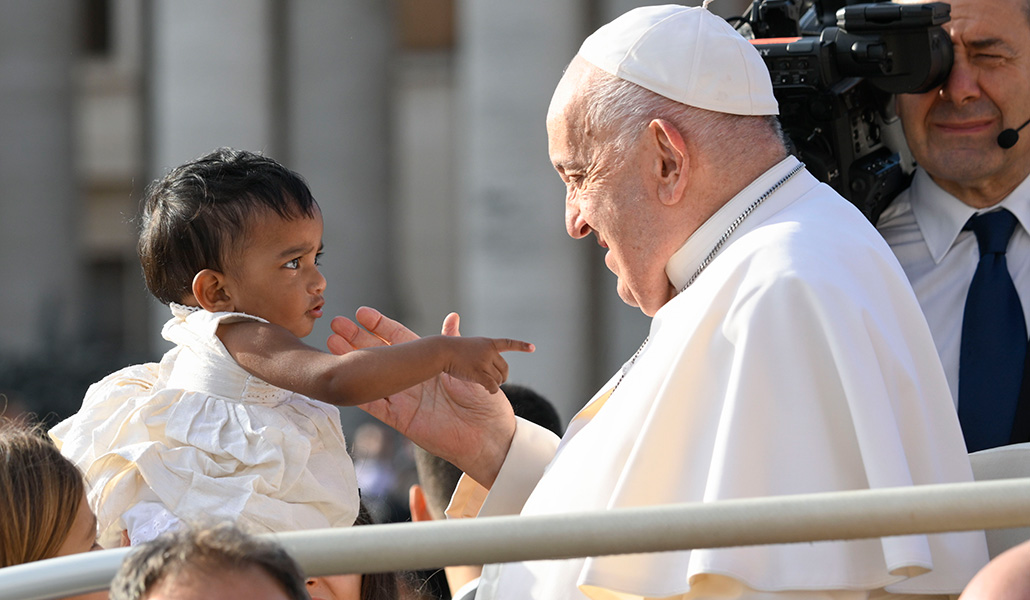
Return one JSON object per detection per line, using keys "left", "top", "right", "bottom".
{"left": 0, "top": 418, "right": 107, "bottom": 600}
{"left": 108, "top": 522, "right": 307, "bottom": 600}
{"left": 352, "top": 422, "right": 404, "bottom": 524}
{"left": 305, "top": 499, "right": 415, "bottom": 600}
{"left": 408, "top": 383, "right": 563, "bottom": 600}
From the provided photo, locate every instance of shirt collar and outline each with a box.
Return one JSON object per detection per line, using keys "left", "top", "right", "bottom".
{"left": 665, "top": 156, "right": 802, "bottom": 290}
{"left": 911, "top": 167, "right": 1030, "bottom": 263}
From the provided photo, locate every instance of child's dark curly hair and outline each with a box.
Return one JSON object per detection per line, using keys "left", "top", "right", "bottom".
{"left": 138, "top": 148, "right": 319, "bottom": 305}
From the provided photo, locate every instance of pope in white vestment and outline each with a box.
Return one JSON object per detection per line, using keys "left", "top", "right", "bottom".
{"left": 449, "top": 157, "right": 988, "bottom": 599}
{"left": 328, "top": 5, "right": 990, "bottom": 599}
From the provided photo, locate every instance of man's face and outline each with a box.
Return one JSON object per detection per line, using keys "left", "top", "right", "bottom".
{"left": 546, "top": 60, "right": 676, "bottom": 317}
{"left": 896, "top": 0, "right": 1030, "bottom": 206}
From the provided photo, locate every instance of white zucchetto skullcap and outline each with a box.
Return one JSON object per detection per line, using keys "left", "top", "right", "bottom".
{"left": 577, "top": 3, "right": 779, "bottom": 116}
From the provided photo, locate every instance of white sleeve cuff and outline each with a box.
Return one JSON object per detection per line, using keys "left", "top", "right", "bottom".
{"left": 446, "top": 416, "right": 560, "bottom": 519}
{"left": 122, "top": 501, "right": 183, "bottom": 546}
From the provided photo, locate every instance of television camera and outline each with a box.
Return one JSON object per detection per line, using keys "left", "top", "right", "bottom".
{"left": 736, "top": 0, "right": 953, "bottom": 222}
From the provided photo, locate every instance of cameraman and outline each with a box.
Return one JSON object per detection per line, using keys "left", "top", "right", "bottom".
{"left": 877, "top": 0, "right": 1030, "bottom": 452}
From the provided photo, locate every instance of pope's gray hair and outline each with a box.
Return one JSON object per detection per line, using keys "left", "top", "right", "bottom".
{"left": 581, "top": 69, "right": 787, "bottom": 164}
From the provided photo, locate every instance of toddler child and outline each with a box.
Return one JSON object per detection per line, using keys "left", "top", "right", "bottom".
{"left": 50, "top": 148, "right": 533, "bottom": 548}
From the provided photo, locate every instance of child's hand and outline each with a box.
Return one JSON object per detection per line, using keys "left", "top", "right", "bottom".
{"left": 441, "top": 336, "right": 535, "bottom": 393}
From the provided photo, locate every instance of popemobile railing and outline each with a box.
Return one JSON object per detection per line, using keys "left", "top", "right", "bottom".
{"left": 4, "top": 478, "right": 1030, "bottom": 600}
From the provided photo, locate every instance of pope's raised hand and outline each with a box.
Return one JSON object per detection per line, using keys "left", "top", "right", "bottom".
{"left": 328, "top": 307, "right": 517, "bottom": 487}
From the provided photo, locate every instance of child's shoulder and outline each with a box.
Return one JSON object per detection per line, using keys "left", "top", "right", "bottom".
{"left": 50, "top": 360, "right": 163, "bottom": 450}
{"left": 89, "top": 361, "right": 162, "bottom": 395}
{"left": 162, "top": 303, "right": 268, "bottom": 348}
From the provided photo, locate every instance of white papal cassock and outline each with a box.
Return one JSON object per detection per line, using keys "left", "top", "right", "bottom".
{"left": 449, "top": 157, "right": 989, "bottom": 600}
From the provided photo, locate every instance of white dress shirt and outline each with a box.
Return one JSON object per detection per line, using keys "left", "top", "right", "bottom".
{"left": 877, "top": 168, "right": 1030, "bottom": 408}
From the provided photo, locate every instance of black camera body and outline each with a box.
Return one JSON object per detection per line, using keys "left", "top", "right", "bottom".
{"left": 740, "top": 1, "right": 953, "bottom": 222}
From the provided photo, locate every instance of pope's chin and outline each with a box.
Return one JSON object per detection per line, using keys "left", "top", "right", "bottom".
{"left": 621, "top": 275, "right": 681, "bottom": 316}
{"left": 616, "top": 282, "right": 640, "bottom": 310}
{"left": 617, "top": 280, "right": 670, "bottom": 318}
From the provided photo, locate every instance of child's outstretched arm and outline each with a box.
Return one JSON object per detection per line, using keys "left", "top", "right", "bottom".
{"left": 218, "top": 320, "right": 533, "bottom": 406}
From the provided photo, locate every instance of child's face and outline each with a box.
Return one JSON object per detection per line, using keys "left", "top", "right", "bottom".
{"left": 223, "top": 208, "right": 326, "bottom": 338}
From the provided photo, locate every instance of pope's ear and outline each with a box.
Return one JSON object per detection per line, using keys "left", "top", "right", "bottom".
{"left": 648, "top": 118, "right": 690, "bottom": 206}
{"left": 191, "top": 269, "right": 234, "bottom": 312}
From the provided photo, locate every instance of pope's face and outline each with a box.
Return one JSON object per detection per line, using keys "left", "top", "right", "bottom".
{"left": 895, "top": 0, "right": 1030, "bottom": 206}
{"left": 547, "top": 59, "right": 676, "bottom": 316}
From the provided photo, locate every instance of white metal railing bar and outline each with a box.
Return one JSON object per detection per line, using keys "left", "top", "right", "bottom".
{"left": 0, "top": 549, "right": 130, "bottom": 600}
{"left": 3, "top": 478, "right": 1030, "bottom": 600}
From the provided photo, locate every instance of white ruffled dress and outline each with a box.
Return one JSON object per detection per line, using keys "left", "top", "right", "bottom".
{"left": 50, "top": 304, "right": 360, "bottom": 547}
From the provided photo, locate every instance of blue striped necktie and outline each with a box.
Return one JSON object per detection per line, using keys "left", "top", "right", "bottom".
{"left": 958, "top": 208, "right": 1027, "bottom": 452}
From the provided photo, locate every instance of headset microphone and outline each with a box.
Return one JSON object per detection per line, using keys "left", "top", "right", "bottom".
{"left": 998, "top": 117, "right": 1030, "bottom": 149}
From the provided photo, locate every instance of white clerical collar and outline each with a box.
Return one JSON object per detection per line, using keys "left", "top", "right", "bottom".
{"left": 665, "top": 156, "right": 803, "bottom": 291}
{"left": 911, "top": 167, "right": 1030, "bottom": 264}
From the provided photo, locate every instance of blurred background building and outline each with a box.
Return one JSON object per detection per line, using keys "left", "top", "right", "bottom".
{"left": 0, "top": 0, "right": 748, "bottom": 428}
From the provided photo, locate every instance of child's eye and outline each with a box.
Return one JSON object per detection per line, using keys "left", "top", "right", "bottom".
{"left": 284, "top": 258, "right": 300, "bottom": 270}
{"left": 315, "top": 252, "right": 323, "bottom": 266}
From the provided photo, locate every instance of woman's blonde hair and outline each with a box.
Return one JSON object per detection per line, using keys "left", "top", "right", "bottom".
{"left": 0, "top": 418, "right": 86, "bottom": 567}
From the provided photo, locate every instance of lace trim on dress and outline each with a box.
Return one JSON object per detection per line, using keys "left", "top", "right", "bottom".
{"left": 124, "top": 502, "right": 183, "bottom": 546}
{"left": 169, "top": 302, "right": 201, "bottom": 320}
